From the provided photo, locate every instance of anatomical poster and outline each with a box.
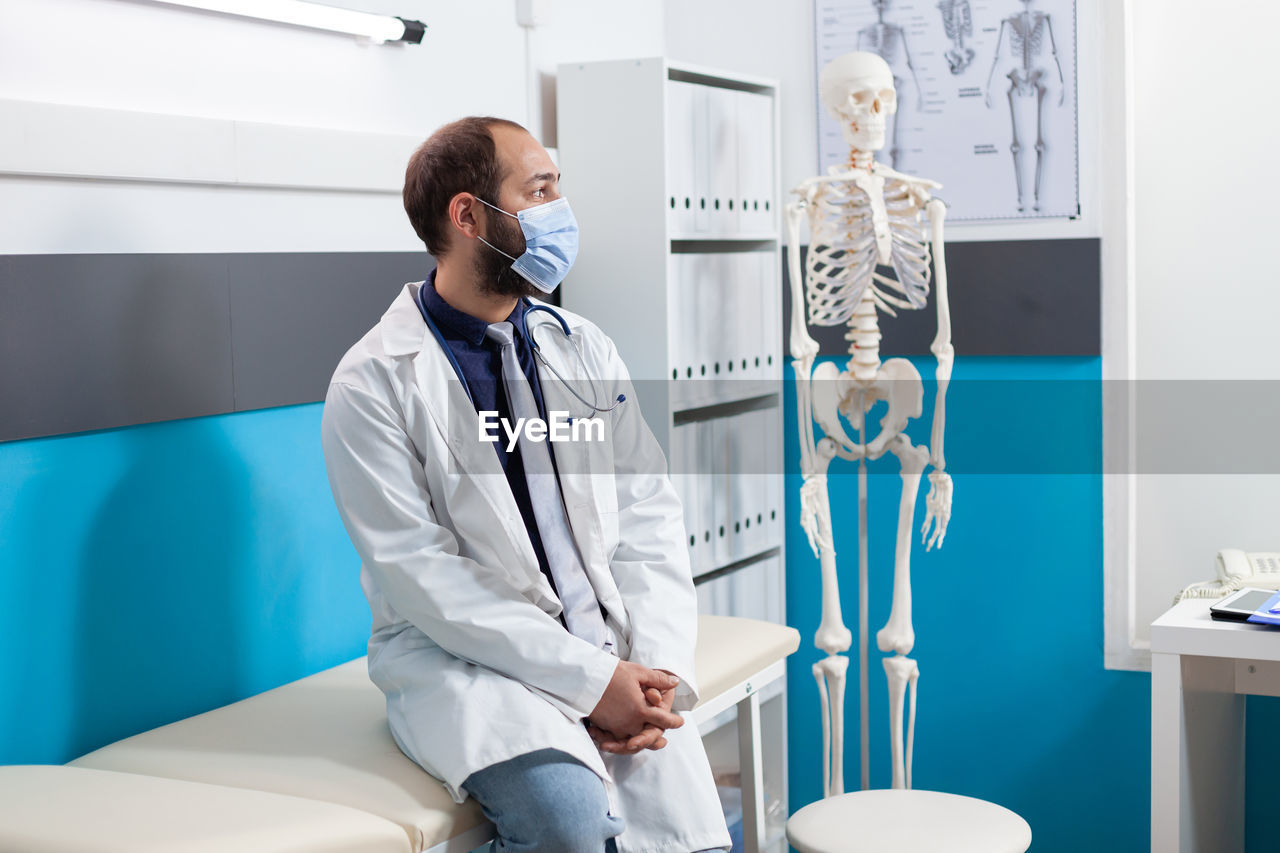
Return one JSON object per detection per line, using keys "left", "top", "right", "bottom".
{"left": 814, "top": 0, "right": 1079, "bottom": 221}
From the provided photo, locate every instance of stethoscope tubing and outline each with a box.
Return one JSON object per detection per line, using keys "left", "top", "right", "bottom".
{"left": 415, "top": 285, "right": 624, "bottom": 416}
{"left": 522, "top": 305, "right": 626, "bottom": 416}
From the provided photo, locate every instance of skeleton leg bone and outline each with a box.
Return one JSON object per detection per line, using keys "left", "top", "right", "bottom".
{"left": 876, "top": 433, "right": 929, "bottom": 659}
{"left": 804, "top": 438, "right": 853, "bottom": 796}
{"left": 906, "top": 661, "right": 919, "bottom": 789}
{"left": 1033, "top": 71, "right": 1047, "bottom": 212}
{"left": 814, "top": 660, "right": 831, "bottom": 798}
{"left": 883, "top": 654, "right": 920, "bottom": 789}
{"left": 1006, "top": 77, "right": 1024, "bottom": 211}
{"left": 877, "top": 433, "right": 928, "bottom": 789}
{"left": 813, "top": 654, "right": 850, "bottom": 798}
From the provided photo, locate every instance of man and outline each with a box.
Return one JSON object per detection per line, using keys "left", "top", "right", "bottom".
{"left": 321, "top": 116, "right": 730, "bottom": 853}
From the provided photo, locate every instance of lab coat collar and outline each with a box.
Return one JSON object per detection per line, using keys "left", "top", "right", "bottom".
{"left": 418, "top": 270, "right": 535, "bottom": 348}
{"left": 380, "top": 282, "right": 433, "bottom": 357}
{"left": 382, "top": 279, "right": 542, "bottom": 355}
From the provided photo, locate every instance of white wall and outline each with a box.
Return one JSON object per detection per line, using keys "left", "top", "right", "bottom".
{"left": 0, "top": 0, "right": 663, "bottom": 254}
{"left": 1129, "top": 0, "right": 1280, "bottom": 644}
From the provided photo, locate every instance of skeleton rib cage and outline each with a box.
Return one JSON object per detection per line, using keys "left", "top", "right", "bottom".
{"left": 804, "top": 175, "right": 933, "bottom": 331}
{"left": 938, "top": 0, "right": 973, "bottom": 41}
{"left": 1009, "top": 12, "right": 1048, "bottom": 69}
{"left": 858, "top": 24, "right": 907, "bottom": 66}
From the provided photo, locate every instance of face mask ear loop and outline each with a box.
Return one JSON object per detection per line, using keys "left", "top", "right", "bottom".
{"left": 471, "top": 196, "right": 521, "bottom": 261}
{"left": 475, "top": 234, "right": 518, "bottom": 262}
{"left": 474, "top": 196, "right": 518, "bottom": 219}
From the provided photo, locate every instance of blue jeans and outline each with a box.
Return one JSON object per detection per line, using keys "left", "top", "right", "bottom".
{"left": 462, "top": 748, "right": 727, "bottom": 853}
{"left": 463, "top": 749, "right": 624, "bottom": 853}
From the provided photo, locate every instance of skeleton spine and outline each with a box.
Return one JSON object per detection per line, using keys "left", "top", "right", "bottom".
{"left": 844, "top": 288, "right": 882, "bottom": 382}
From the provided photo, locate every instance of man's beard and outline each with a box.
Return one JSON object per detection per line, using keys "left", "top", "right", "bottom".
{"left": 475, "top": 211, "right": 539, "bottom": 299}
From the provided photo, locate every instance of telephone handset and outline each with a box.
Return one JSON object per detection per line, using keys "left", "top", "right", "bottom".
{"left": 1217, "top": 549, "right": 1280, "bottom": 588}
{"left": 1177, "top": 548, "right": 1280, "bottom": 601}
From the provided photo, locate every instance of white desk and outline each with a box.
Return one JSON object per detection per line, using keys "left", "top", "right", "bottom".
{"left": 1150, "top": 598, "right": 1280, "bottom": 853}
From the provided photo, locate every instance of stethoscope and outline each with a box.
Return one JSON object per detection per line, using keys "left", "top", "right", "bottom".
{"left": 415, "top": 284, "right": 626, "bottom": 416}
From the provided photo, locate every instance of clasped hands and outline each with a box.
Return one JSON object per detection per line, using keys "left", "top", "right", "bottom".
{"left": 586, "top": 660, "right": 683, "bottom": 756}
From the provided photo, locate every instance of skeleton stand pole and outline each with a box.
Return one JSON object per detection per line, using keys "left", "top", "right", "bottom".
{"left": 858, "top": 426, "right": 870, "bottom": 791}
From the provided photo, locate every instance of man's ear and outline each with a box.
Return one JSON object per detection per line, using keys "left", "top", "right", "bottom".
{"left": 448, "top": 192, "right": 482, "bottom": 240}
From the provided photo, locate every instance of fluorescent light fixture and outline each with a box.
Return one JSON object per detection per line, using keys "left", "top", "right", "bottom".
{"left": 151, "top": 0, "right": 425, "bottom": 44}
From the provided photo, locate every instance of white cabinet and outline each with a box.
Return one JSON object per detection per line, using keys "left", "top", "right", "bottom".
{"left": 557, "top": 57, "right": 788, "bottom": 853}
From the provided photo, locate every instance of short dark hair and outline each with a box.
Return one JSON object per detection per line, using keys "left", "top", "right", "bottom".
{"left": 403, "top": 116, "right": 527, "bottom": 257}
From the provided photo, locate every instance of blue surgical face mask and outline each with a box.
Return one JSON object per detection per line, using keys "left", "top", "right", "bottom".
{"left": 474, "top": 196, "right": 578, "bottom": 294}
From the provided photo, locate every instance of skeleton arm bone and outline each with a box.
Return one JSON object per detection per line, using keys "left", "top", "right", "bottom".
{"left": 1046, "top": 14, "right": 1066, "bottom": 106}
{"left": 786, "top": 197, "right": 821, "bottom": 366}
{"left": 921, "top": 197, "right": 954, "bottom": 551}
{"left": 925, "top": 197, "right": 954, "bottom": 461}
{"left": 984, "top": 20, "right": 1008, "bottom": 108}
{"left": 786, "top": 195, "right": 829, "bottom": 557}
{"left": 785, "top": 197, "right": 820, "bottom": 463}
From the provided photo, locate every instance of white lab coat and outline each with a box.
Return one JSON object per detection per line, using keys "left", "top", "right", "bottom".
{"left": 321, "top": 282, "right": 730, "bottom": 853}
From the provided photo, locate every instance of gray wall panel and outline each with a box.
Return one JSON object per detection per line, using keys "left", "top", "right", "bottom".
{"left": 228, "top": 253, "right": 431, "bottom": 412}
{"left": 782, "top": 238, "right": 1101, "bottom": 356}
{"left": 2, "top": 238, "right": 1096, "bottom": 444}
{"left": 1, "top": 252, "right": 432, "bottom": 443}
{"left": 0, "top": 253, "right": 234, "bottom": 442}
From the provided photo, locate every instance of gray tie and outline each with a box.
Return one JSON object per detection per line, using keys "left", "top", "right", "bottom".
{"left": 485, "top": 321, "right": 608, "bottom": 649}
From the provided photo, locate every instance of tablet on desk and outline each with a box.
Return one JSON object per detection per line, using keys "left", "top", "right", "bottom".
{"left": 1210, "top": 587, "right": 1280, "bottom": 622}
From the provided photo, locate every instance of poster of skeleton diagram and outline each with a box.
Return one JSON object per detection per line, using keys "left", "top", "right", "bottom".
{"left": 814, "top": 0, "right": 1079, "bottom": 220}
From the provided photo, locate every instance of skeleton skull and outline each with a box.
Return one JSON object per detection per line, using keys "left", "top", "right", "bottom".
{"left": 819, "top": 52, "right": 897, "bottom": 154}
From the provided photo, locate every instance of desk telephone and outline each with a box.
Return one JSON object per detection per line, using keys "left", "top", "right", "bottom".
{"left": 1177, "top": 549, "right": 1280, "bottom": 601}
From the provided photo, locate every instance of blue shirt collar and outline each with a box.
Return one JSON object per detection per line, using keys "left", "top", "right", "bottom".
{"left": 421, "top": 268, "right": 530, "bottom": 347}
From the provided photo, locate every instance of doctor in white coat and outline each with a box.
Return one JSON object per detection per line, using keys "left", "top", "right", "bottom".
{"left": 321, "top": 116, "right": 730, "bottom": 853}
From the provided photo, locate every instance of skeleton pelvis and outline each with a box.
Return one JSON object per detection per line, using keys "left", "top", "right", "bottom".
{"left": 1007, "top": 67, "right": 1045, "bottom": 96}
{"left": 813, "top": 357, "right": 923, "bottom": 452}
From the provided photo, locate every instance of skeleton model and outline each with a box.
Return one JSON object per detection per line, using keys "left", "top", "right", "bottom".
{"left": 787, "top": 51, "right": 954, "bottom": 797}
{"left": 985, "top": 0, "right": 1065, "bottom": 211}
{"left": 937, "top": 0, "right": 975, "bottom": 75}
{"left": 857, "top": 0, "right": 922, "bottom": 169}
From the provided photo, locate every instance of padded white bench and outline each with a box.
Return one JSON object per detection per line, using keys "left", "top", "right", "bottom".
{"left": 1, "top": 615, "right": 799, "bottom": 853}
{"left": 0, "top": 765, "right": 412, "bottom": 853}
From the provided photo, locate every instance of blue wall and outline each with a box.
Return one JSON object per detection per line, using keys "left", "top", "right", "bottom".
{"left": 783, "top": 355, "right": 1152, "bottom": 853}
{"left": 0, "top": 403, "right": 369, "bottom": 765}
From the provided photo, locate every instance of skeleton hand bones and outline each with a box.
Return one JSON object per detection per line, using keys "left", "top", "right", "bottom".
{"left": 920, "top": 469, "right": 952, "bottom": 551}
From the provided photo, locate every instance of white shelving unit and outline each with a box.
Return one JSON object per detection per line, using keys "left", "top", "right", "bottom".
{"left": 557, "top": 57, "right": 788, "bottom": 853}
